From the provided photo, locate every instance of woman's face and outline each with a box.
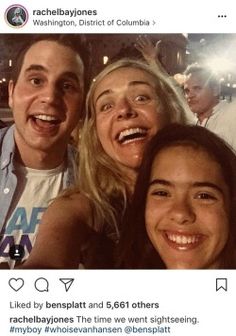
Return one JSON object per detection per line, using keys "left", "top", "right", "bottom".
{"left": 145, "top": 145, "right": 230, "bottom": 269}
{"left": 94, "top": 67, "right": 168, "bottom": 179}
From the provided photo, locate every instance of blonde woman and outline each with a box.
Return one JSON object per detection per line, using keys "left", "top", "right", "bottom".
{"left": 22, "top": 59, "right": 190, "bottom": 269}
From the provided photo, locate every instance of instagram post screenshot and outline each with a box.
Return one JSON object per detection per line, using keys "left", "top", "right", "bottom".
{"left": 0, "top": 0, "right": 235, "bottom": 334}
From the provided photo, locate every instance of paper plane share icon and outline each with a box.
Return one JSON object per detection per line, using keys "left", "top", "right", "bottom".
{"left": 59, "top": 278, "right": 74, "bottom": 292}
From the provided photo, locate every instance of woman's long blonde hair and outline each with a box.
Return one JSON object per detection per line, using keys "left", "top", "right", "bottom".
{"left": 76, "top": 59, "right": 189, "bottom": 238}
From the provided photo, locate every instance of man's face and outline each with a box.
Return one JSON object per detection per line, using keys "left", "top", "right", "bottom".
{"left": 183, "top": 72, "right": 218, "bottom": 117}
{"left": 9, "top": 40, "right": 84, "bottom": 156}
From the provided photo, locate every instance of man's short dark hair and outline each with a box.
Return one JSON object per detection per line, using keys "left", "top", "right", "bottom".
{"left": 11, "top": 34, "right": 90, "bottom": 90}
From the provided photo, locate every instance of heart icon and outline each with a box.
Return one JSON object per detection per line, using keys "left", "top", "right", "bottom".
{"left": 9, "top": 278, "right": 24, "bottom": 292}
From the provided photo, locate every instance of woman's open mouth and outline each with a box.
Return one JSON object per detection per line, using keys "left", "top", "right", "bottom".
{"left": 116, "top": 127, "right": 148, "bottom": 145}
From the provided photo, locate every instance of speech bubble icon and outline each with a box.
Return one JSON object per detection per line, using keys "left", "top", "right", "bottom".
{"left": 34, "top": 277, "right": 49, "bottom": 292}
{"left": 216, "top": 278, "right": 227, "bottom": 292}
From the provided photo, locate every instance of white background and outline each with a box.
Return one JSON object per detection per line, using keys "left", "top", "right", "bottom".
{"left": 0, "top": 0, "right": 235, "bottom": 335}
{"left": 0, "top": 0, "right": 235, "bottom": 33}
{"left": 1, "top": 270, "right": 235, "bottom": 335}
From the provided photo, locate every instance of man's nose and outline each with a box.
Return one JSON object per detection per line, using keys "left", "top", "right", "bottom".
{"left": 116, "top": 98, "right": 138, "bottom": 120}
{"left": 169, "top": 198, "right": 196, "bottom": 225}
{"left": 39, "top": 83, "right": 61, "bottom": 105}
{"left": 186, "top": 90, "right": 195, "bottom": 99}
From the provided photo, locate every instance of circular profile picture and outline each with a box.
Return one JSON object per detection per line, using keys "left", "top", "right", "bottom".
{"left": 5, "top": 4, "right": 28, "bottom": 28}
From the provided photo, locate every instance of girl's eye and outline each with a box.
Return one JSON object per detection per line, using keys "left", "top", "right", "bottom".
{"left": 151, "top": 190, "right": 169, "bottom": 197}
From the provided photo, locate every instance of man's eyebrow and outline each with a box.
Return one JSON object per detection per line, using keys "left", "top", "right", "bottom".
{"left": 95, "top": 80, "right": 153, "bottom": 104}
{"left": 25, "top": 64, "right": 47, "bottom": 73}
{"left": 25, "top": 65, "right": 80, "bottom": 83}
{"left": 61, "top": 71, "right": 81, "bottom": 83}
{"left": 129, "top": 80, "right": 152, "bottom": 86}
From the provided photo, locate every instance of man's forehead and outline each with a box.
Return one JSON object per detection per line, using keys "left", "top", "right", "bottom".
{"left": 21, "top": 40, "right": 83, "bottom": 75}
{"left": 24, "top": 40, "right": 79, "bottom": 61}
{"left": 185, "top": 72, "right": 208, "bottom": 86}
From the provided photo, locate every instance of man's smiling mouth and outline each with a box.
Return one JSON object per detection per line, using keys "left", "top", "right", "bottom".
{"left": 29, "top": 114, "right": 62, "bottom": 134}
{"left": 32, "top": 114, "right": 61, "bottom": 125}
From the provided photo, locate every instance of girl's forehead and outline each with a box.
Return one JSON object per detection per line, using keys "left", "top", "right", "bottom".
{"left": 151, "top": 144, "right": 227, "bottom": 183}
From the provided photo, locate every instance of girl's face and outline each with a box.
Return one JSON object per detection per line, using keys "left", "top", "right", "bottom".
{"left": 145, "top": 145, "right": 230, "bottom": 269}
{"left": 94, "top": 67, "right": 168, "bottom": 181}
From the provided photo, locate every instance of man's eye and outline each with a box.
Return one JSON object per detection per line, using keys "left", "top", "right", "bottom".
{"left": 30, "top": 78, "right": 43, "bottom": 86}
{"left": 61, "top": 82, "right": 76, "bottom": 91}
{"left": 194, "top": 86, "right": 202, "bottom": 92}
{"left": 196, "top": 192, "right": 217, "bottom": 200}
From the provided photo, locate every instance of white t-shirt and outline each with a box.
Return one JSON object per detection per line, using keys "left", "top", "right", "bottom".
{"left": 0, "top": 163, "right": 65, "bottom": 268}
{"left": 195, "top": 100, "right": 236, "bottom": 152}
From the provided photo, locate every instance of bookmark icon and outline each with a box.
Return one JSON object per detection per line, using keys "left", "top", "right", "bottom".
{"left": 216, "top": 278, "right": 227, "bottom": 292}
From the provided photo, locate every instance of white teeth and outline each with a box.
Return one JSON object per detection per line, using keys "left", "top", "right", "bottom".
{"left": 182, "top": 236, "right": 188, "bottom": 244}
{"left": 34, "top": 115, "right": 58, "bottom": 121}
{"left": 118, "top": 128, "right": 147, "bottom": 142}
{"left": 167, "top": 233, "right": 199, "bottom": 244}
{"left": 176, "top": 236, "right": 182, "bottom": 244}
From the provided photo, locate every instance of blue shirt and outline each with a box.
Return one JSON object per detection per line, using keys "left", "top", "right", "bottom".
{"left": 0, "top": 125, "right": 77, "bottom": 267}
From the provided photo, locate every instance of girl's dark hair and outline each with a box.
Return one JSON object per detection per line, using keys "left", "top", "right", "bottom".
{"left": 118, "top": 124, "right": 236, "bottom": 269}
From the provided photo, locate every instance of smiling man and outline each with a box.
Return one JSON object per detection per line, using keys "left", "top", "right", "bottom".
{"left": 0, "top": 35, "right": 85, "bottom": 268}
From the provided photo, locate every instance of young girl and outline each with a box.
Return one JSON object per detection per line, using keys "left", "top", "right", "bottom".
{"left": 119, "top": 124, "right": 236, "bottom": 269}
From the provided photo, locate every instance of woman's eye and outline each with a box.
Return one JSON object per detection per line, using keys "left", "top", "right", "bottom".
{"left": 134, "top": 95, "right": 149, "bottom": 103}
{"left": 100, "top": 103, "right": 113, "bottom": 112}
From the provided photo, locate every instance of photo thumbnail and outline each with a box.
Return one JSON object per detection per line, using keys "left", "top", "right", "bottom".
{"left": 4, "top": 5, "right": 28, "bottom": 28}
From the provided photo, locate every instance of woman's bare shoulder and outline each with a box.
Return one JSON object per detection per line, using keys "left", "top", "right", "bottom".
{"left": 47, "top": 192, "right": 92, "bottom": 223}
